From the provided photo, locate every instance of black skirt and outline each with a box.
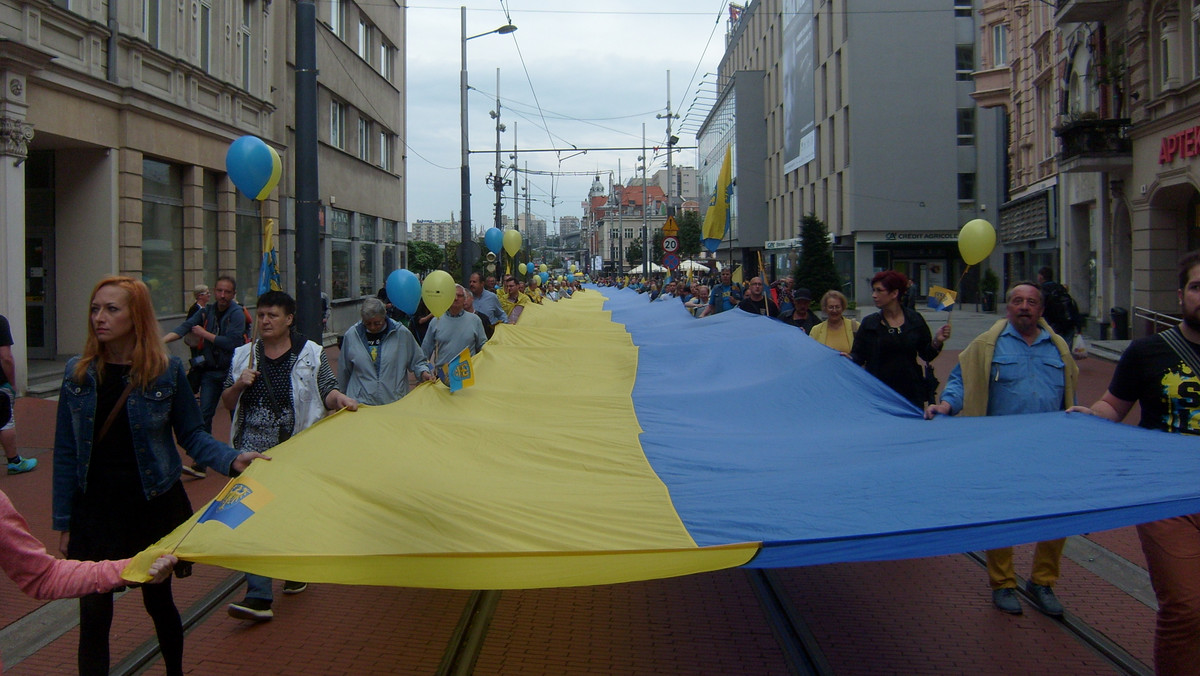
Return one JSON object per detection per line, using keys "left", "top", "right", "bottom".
{"left": 67, "top": 475, "right": 192, "bottom": 562}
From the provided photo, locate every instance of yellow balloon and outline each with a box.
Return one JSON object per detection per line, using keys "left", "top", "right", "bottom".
{"left": 570, "top": 264, "right": 577, "bottom": 273}
{"left": 538, "top": 263, "right": 548, "bottom": 273}
{"left": 421, "top": 270, "right": 456, "bottom": 317}
{"left": 518, "top": 263, "right": 528, "bottom": 276}
{"left": 530, "top": 275, "right": 541, "bottom": 287}
{"left": 958, "top": 218, "right": 996, "bottom": 265}
{"left": 503, "top": 229, "right": 523, "bottom": 257}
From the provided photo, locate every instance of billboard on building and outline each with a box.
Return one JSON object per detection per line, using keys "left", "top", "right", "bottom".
{"left": 782, "top": 0, "right": 815, "bottom": 174}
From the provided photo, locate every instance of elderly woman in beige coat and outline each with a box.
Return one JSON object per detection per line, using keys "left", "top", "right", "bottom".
{"left": 808, "top": 290, "right": 859, "bottom": 355}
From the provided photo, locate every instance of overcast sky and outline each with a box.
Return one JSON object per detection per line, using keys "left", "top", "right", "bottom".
{"left": 404, "top": 1, "right": 732, "bottom": 232}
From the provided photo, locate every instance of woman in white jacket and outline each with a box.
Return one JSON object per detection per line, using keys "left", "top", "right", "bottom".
{"left": 219, "top": 290, "right": 358, "bottom": 622}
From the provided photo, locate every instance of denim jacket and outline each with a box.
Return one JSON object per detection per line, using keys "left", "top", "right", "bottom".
{"left": 53, "top": 356, "right": 239, "bottom": 531}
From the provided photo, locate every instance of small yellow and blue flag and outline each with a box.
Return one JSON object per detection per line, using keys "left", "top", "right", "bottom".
{"left": 197, "top": 477, "right": 275, "bottom": 530}
{"left": 443, "top": 347, "right": 475, "bottom": 393}
{"left": 927, "top": 285, "right": 957, "bottom": 311}
{"left": 258, "top": 218, "right": 282, "bottom": 296}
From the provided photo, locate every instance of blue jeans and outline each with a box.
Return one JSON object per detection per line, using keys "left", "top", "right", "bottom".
{"left": 245, "top": 573, "right": 274, "bottom": 602}
{"left": 197, "top": 370, "right": 226, "bottom": 434}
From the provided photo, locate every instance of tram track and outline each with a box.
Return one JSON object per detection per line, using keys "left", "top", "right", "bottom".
{"left": 746, "top": 569, "right": 835, "bottom": 676}
{"left": 963, "top": 551, "right": 1152, "bottom": 676}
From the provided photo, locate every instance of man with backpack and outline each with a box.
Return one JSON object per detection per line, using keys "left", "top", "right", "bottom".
{"left": 164, "top": 275, "right": 248, "bottom": 477}
{"left": 1037, "top": 267, "right": 1082, "bottom": 345}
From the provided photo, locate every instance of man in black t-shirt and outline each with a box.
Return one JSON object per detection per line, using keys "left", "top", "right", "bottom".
{"left": 0, "top": 315, "right": 36, "bottom": 474}
{"left": 1071, "top": 250, "right": 1200, "bottom": 674}
{"left": 736, "top": 277, "right": 780, "bottom": 318}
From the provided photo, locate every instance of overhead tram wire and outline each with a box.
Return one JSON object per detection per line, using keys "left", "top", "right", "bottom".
{"left": 678, "top": 0, "right": 729, "bottom": 127}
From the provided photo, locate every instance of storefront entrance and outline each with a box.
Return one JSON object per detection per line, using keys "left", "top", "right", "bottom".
{"left": 24, "top": 150, "right": 55, "bottom": 360}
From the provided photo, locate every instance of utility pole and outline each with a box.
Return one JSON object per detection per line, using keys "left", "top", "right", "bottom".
{"left": 294, "top": 0, "right": 320, "bottom": 340}
{"left": 617, "top": 160, "right": 623, "bottom": 272}
{"left": 656, "top": 70, "right": 680, "bottom": 217}
{"left": 512, "top": 121, "right": 518, "bottom": 230}
{"left": 490, "top": 68, "right": 507, "bottom": 231}
{"left": 641, "top": 123, "right": 648, "bottom": 279}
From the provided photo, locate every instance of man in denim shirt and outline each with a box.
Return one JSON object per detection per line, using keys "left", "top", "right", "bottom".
{"left": 925, "top": 282, "right": 1078, "bottom": 617}
{"left": 164, "top": 276, "right": 247, "bottom": 477}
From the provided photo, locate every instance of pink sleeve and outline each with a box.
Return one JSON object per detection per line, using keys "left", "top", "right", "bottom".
{"left": 0, "top": 491, "right": 127, "bottom": 600}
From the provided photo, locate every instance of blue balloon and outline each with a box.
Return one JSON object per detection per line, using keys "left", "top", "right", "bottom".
{"left": 385, "top": 269, "right": 421, "bottom": 315}
{"left": 484, "top": 227, "right": 504, "bottom": 255}
{"left": 540, "top": 272, "right": 549, "bottom": 283}
{"left": 225, "top": 136, "right": 280, "bottom": 200}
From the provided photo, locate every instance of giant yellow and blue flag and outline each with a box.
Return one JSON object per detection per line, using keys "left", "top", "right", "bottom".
{"left": 257, "top": 218, "right": 282, "bottom": 296}
{"left": 701, "top": 145, "right": 732, "bottom": 252}
{"left": 125, "top": 287, "right": 1200, "bottom": 589}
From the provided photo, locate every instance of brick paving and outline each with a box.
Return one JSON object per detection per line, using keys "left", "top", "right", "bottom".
{"left": 0, "top": 337, "right": 1173, "bottom": 674}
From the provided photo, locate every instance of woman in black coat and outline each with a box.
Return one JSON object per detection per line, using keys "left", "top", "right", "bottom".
{"left": 850, "top": 270, "right": 951, "bottom": 409}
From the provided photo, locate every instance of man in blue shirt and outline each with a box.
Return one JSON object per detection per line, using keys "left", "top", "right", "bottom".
{"left": 925, "top": 282, "right": 1078, "bottom": 617}
{"left": 701, "top": 268, "right": 742, "bottom": 316}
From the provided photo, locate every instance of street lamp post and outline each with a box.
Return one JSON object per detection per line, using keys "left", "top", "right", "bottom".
{"left": 460, "top": 6, "right": 516, "bottom": 284}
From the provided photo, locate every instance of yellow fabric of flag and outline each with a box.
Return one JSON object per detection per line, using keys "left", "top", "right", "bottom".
{"left": 701, "top": 145, "right": 732, "bottom": 248}
{"left": 125, "top": 292, "right": 755, "bottom": 588}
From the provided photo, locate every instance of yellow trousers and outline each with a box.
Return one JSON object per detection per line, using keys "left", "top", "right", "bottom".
{"left": 986, "top": 538, "right": 1066, "bottom": 589}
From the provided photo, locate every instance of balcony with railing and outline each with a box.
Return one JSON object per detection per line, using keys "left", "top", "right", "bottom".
{"left": 970, "top": 66, "right": 1012, "bottom": 109}
{"left": 1054, "top": 117, "right": 1132, "bottom": 173}
{"left": 1055, "top": 0, "right": 1124, "bottom": 24}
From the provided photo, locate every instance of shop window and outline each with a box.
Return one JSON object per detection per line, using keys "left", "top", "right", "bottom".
{"left": 142, "top": 158, "right": 184, "bottom": 314}
{"left": 202, "top": 171, "right": 220, "bottom": 284}
{"left": 330, "top": 208, "right": 352, "bottom": 299}
{"left": 360, "top": 215, "right": 378, "bottom": 296}
{"left": 235, "top": 192, "right": 262, "bottom": 306}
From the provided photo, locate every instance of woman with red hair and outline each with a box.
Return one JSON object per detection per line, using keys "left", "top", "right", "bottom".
{"left": 849, "top": 270, "right": 951, "bottom": 409}
{"left": 53, "top": 276, "right": 267, "bottom": 676}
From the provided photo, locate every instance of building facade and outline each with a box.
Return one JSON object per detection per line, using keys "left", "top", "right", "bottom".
{"left": 0, "top": 0, "right": 406, "bottom": 390}
{"left": 973, "top": 0, "right": 1084, "bottom": 313}
{"left": 697, "top": 0, "right": 1000, "bottom": 305}
{"left": 1054, "top": 0, "right": 1198, "bottom": 337}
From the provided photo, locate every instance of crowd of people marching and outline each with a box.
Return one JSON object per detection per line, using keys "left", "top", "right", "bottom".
{"left": 0, "top": 255, "right": 1195, "bottom": 674}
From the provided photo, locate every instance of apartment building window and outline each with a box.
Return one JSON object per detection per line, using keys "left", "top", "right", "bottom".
{"left": 142, "top": 158, "right": 184, "bottom": 315}
{"left": 240, "top": 0, "right": 253, "bottom": 88}
{"left": 380, "top": 42, "right": 394, "bottom": 81}
{"left": 379, "top": 131, "right": 393, "bottom": 171}
{"left": 330, "top": 100, "right": 346, "bottom": 149}
{"left": 330, "top": 208, "right": 352, "bottom": 299}
{"left": 329, "top": 0, "right": 345, "bottom": 38}
{"left": 956, "top": 107, "right": 976, "bottom": 146}
{"left": 196, "top": 0, "right": 212, "bottom": 72}
{"left": 957, "top": 173, "right": 976, "bottom": 202}
{"left": 145, "top": 0, "right": 160, "bottom": 48}
{"left": 956, "top": 44, "right": 974, "bottom": 81}
{"left": 235, "top": 193, "right": 262, "bottom": 305}
{"left": 357, "top": 20, "right": 373, "bottom": 61}
{"left": 357, "top": 118, "right": 371, "bottom": 161}
{"left": 993, "top": 24, "right": 1008, "bottom": 66}
{"left": 360, "top": 215, "right": 378, "bottom": 296}
{"left": 954, "top": 0, "right": 972, "bottom": 18}
{"left": 1193, "top": 1, "right": 1200, "bottom": 79}
{"left": 625, "top": 228, "right": 634, "bottom": 239}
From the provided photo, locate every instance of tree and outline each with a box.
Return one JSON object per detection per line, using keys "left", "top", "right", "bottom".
{"left": 677, "top": 211, "right": 702, "bottom": 258}
{"left": 626, "top": 238, "right": 643, "bottom": 268}
{"left": 793, "top": 213, "right": 841, "bottom": 300}
{"left": 408, "top": 240, "right": 444, "bottom": 276}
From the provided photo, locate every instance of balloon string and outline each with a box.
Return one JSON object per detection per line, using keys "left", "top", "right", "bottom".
{"left": 948, "top": 264, "right": 973, "bottom": 327}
